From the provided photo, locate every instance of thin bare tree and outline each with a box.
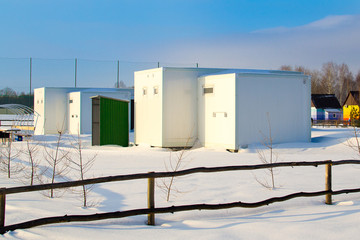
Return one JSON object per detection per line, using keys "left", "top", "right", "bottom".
{"left": 279, "top": 65, "right": 293, "bottom": 71}
{"left": 321, "top": 62, "right": 338, "bottom": 95}
{"left": 255, "top": 113, "right": 278, "bottom": 190}
{"left": 344, "top": 109, "right": 360, "bottom": 155}
{"left": 0, "top": 137, "right": 22, "bottom": 178}
{"left": 68, "top": 131, "right": 97, "bottom": 207}
{"left": 157, "top": 135, "right": 193, "bottom": 202}
{"left": 42, "top": 131, "right": 70, "bottom": 198}
{"left": 336, "top": 63, "right": 354, "bottom": 104}
{"left": 21, "top": 138, "right": 41, "bottom": 185}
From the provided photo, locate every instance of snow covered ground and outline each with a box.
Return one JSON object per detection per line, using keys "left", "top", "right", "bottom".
{"left": 1, "top": 127, "right": 360, "bottom": 239}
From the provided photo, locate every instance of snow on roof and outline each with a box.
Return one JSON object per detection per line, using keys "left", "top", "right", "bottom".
{"left": 79, "top": 88, "right": 132, "bottom": 93}
{"left": 324, "top": 108, "right": 342, "bottom": 112}
{"left": 36, "top": 87, "right": 132, "bottom": 92}
{"left": 198, "top": 68, "right": 304, "bottom": 77}
{"left": 90, "top": 95, "right": 130, "bottom": 102}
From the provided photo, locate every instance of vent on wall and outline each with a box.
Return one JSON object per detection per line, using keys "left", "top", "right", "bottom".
{"left": 203, "top": 87, "right": 213, "bottom": 94}
{"left": 213, "top": 112, "right": 227, "bottom": 117}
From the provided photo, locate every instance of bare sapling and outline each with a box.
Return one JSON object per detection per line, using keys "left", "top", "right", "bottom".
{"left": 255, "top": 112, "right": 279, "bottom": 190}
{"left": 43, "top": 130, "right": 70, "bottom": 198}
{"left": 346, "top": 125, "right": 360, "bottom": 154}
{"left": 68, "top": 131, "right": 97, "bottom": 207}
{"left": 0, "top": 137, "right": 22, "bottom": 178}
{"left": 344, "top": 107, "right": 360, "bottom": 154}
{"left": 22, "top": 138, "right": 41, "bottom": 185}
{"left": 158, "top": 135, "right": 193, "bottom": 202}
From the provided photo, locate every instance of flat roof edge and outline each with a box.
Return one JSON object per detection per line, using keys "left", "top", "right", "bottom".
{"left": 90, "top": 95, "right": 130, "bottom": 103}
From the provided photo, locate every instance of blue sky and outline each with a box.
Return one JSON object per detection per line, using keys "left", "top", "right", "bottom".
{"left": 1, "top": 0, "right": 360, "bottom": 91}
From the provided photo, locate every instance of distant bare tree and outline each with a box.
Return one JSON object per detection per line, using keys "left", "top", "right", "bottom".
{"left": 114, "top": 80, "right": 127, "bottom": 88}
{"left": 279, "top": 65, "right": 293, "bottom": 71}
{"left": 294, "top": 65, "right": 308, "bottom": 74}
{"left": 337, "top": 63, "right": 354, "bottom": 104}
{"left": 355, "top": 71, "right": 360, "bottom": 92}
{"left": 279, "top": 62, "right": 359, "bottom": 100}
{"left": 0, "top": 87, "right": 17, "bottom": 97}
{"left": 310, "top": 69, "right": 323, "bottom": 94}
{"left": 321, "top": 62, "right": 338, "bottom": 95}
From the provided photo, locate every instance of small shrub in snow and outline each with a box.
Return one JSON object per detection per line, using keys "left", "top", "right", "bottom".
{"left": 0, "top": 138, "right": 23, "bottom": 178}
{"left": 254, "top": 112, "right": 279, "bottom": 190}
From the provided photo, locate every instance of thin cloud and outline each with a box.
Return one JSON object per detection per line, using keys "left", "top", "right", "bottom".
{"left": 304, "top": 15, "right": 358, "bottom": 29}
{"left": 254, "top": 15, "right": 359, "bottom": 33}
{"left": 158, "top": 15, "right": 360, "bottom": 72}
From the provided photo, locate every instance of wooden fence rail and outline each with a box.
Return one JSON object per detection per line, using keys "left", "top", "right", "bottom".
{"left": 3, "top": 160, "right": 360, "bottom": 195}
{"left": 312, "top": 120, "right": 350, "bottom": 127}
{"left": 1, "top": 159, "right": 360, "bottom": 234}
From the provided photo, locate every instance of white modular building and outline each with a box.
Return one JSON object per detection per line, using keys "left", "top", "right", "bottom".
{"left": 34, "top": 87, "right": 134, "bottom": 135}
{"left": 34, "top": 87, "right": 77, "bottom": 135}
{"left": 134, "top": 67, "right": 223, "bottom": 147}
{"left": 135, "top": 67, "right": 311, "bottom": 150}
{"left": 198, "top": 69, "right": 311, "bottom": 149}
{"left": 68, "top": 89, "right": 132, "bottom": 134}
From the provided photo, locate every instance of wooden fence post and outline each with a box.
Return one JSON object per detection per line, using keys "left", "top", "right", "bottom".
{"left": 0, "top": 188, "right": 5, "bottom": 227}
{"left": 147, "top": 173, "right": 155, "bottom": 225}
{"left": 325, "top": 163, "right": 332, "bottom": 205}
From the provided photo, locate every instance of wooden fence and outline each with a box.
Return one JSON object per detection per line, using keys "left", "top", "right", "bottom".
{"left": 1, "top": 159, "right": 360, "bottom": 234}
{"left": 312, "top": 120, "right": 350, "bottom": 127}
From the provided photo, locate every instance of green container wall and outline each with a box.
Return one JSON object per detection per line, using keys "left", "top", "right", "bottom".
{"left": 99, "top": 97, "right": 129, "bottom": 146}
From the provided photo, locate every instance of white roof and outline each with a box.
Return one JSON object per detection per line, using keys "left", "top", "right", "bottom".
{"left": 324, "top": 109, "right": 342, "bottom": 113}
{"left": 199, "top": 68, "right": 304, "bottom": 77}
{"left": 79, "top": 88, "right": 132, "bottom": 93}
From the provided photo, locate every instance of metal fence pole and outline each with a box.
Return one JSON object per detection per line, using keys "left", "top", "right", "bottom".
{"left": 29, "top": 57, "right": 32, "bottom": 95}
{"left": 117, "top": 60, "right": 120, "bottom": 88}
{"left": 75, "top": 58, "right": 78, "bottom": 88}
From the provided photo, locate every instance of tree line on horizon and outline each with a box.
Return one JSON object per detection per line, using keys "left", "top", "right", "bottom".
{"left": 280, "top": 62, "right": 360, "bottom": 105}
{"left": 0, "top": 61, "right": 359, "bottom": 108}
{"left": 0, "top": 87, "right": 33, "bottom": 109}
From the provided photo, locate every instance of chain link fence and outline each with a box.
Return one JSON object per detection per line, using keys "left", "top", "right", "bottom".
{"left": 0, "top": 57, "right": 198, "bottom": 94}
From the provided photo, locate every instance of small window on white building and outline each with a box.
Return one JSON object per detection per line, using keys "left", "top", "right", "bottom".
{"left": 143, "top": 88, "right": 147, "bottom": 96}
{"left": 69, "top": 99, "right": 73, "bottom": 103}
{"left": 154, "top": 86, "right": 159, "bottom": 95}
{"left": 203, "top": 87, "right": 214, "bottom": 94}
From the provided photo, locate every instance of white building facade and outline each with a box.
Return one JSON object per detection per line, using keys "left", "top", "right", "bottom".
{"left": 34, "top": 87, "right": 133, "bottom": 135}
{"left": 135, "top": 67, "right": 311, "bottom": 150}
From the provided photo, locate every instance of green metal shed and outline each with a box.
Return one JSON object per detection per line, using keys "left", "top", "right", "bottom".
{"left": 91, "top": 95, "right": 129, "bottom": 146}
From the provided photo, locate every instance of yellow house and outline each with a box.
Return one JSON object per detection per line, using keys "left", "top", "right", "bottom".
{"left": 343, "top": 91, "right": 360, "bottom": 121}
